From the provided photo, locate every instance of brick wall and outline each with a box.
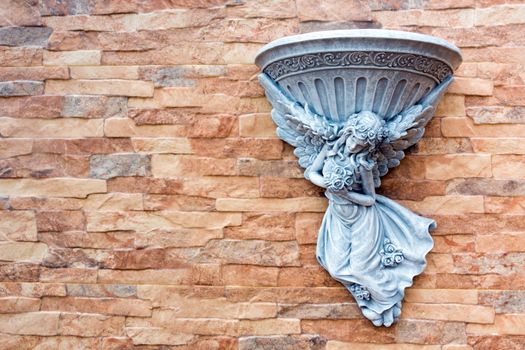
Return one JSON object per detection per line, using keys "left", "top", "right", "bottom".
{"left": 0, "top": 0, "right": 524, "bottom": 349}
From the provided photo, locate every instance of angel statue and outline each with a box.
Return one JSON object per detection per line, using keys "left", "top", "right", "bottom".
{"left": 259, "top": 73, "right": 453, "bottom": 327}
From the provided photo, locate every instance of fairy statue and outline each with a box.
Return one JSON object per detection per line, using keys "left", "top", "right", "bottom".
{"left": 259, "top": 73, "right": 453, "bottom": 327}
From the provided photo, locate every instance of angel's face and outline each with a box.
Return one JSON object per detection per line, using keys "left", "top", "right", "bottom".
{"left": 345, "top": 134, "right": 368, "bottom": 154}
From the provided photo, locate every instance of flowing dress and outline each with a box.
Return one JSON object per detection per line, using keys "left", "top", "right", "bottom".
{"left": 316, "top": 190, "right": 435, "bottom": 315}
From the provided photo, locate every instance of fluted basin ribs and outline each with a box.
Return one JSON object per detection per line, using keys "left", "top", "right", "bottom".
{"left": 255, "top": 30, "right": 461, "bottom": 327}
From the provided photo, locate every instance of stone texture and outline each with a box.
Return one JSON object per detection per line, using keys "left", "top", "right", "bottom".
{"left": 0, "top": 178, "right": 106, "bottom": 198}
{"left": 0, "top": 81, "right": 43, "bottom": 96}
{"left": 0, "top": 27, "right": 52, "bottom": 47}
{"left": 43, "top": 50, "right": 101, "bottom": 66}
{"left": 0, "top": 211, "right": 38, "bottom": 241}
{"left": 46, "top": 79, "right": 154, "bottom": 97}
{"left": 89, "top": 154, "right": 150, "bottom": 179}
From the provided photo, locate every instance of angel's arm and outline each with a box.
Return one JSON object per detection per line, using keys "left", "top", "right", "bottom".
{"left": 305, "top": 144, "right": 328, "bottom": 187}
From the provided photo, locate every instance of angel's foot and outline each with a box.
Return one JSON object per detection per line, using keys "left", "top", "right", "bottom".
{"left": 361, "top": 301, "right": 402, "bottom": 327}
{"left": 362, "top": 307, "right": 383, "bottom": 327}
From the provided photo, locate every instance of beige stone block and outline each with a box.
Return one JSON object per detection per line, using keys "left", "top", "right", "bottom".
{"left": 373, "top": 9, "right": 474, "bottom": 27}
{"left": 0, "top": 297, "right": 40, "bottom": 313}
{"left": 448, "top": 77, "right": 493, "bottom": 96}
{"left": 125, "top": 327, "right": 194, "bottom": 345}
{"left": 46, "top": 79, "right": 154, "bottom": 97}
{"left": 0, "top": 242, "right": 47, "bottom": 262}
{"left": 0, "top": 211, "right": 37, "bottom": 241}
{"left": 70, "top": 66, "right": 139, "bottom": 79}
{"left": 216, "top": 198, "right": 328, "bottom": 212}
{"left": 131, "top": 138, "right": 192, "bottom": 154}
{"left": 485, "top": 197, "right": 525, "bottom": 214}
{"left": 327, "top": 342, "right": 441, "bottom": 350}
{"left": 98, "top": 268, "right": 192, "bottom": 285}
{"left": 471, "top": 138, "right": 525, "bottom": 154}
{"left": 150, "top": 298, "right": 276, "bottom": 319}
{"left": 0, "top": 117, "right": 103, "bottom": 138}
{"left": 0, "top": 178, "right": 106, "bottom": 198}
{"left": 475, "top": 5, "right": 525, "bottom": 26}
{"left": 59, "top": 313, "right": 125, "bottom": 337}
{"left": 151, "top": 155, "right": 236, "bottom": 177}
{"left": 239, "top": 113, "right": 278, "bottom": 137}
{"left": 403, "top": 303, "right": 495, "bottom": 323}
{"left": 42, "top": 296, "right": 151, "bottom": 317}
{"left": 86, "top": 211, "right": 242, "bottom": 231}
{"left": 435, "top": 94, "right": 465, "bottom": 117}
{"left": 237, "top": 318, "right": 301, "bottom": 335}
{"left": 105, "top": 118, "right": 186, "bottom": 137}
{"left": 44, "top": 50, "right": 101, "bottom": 66}
{"left": 405, "top": 289, "right": 478, "bottom": 304}
{"left": 0, "top": 139, "right": 33, "bottom": 158}
{"left": 467, "top": 314, "right": 525, "bottom": 335}
{"left": 424, "top": 154, "right": 491, "bottom": 180}
{"left": 492, "top": 155, "right": 525, "bottom": 179}
{"left": 0, "top": 312, "right": 59, "bottom": 335}
{"left": 476, "top": 233, "right": 525, "bottom": 253}
{"left": 84, "top": 193, "right": 143, "bottom": 211}
{"left": 400, "top": 195, "right": 484, "bottom": 215}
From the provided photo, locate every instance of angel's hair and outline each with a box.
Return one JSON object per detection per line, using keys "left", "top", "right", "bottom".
{"left": 332, "top": 111, "right": 386, "bottom": 153}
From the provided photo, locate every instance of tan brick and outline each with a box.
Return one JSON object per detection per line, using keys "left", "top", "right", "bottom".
{"left": 0, "top": 297, "right": 40, "bottom": 313}
{"left": 373, "top": 9, "right": 474, "bottom": 27}
{"left": 0, "top": 139, "right": 33, "bottom": 159}
{"left": 152, "top": 155, "right": 236, "bottom": 177}
{"left": 46, "top": 79, "right": 154, "bottom": 97}
{"left": 435, "top": 94, "right": 466, "bottom": 117}
{"left": 150, "top": 297, "right": 276, "bottom": 319}
{"left": 475, "top": 5, "right": 525, "bottom": 26}
{"left": 98, "top": 269, "right": 192, "bottom": 285}
{"left": 222, "top": 265, "right": 279, "bottom": 287}
{"left": 70, "top": 66, "right": 139, "bottom": 79}
{"left": 0, "top": 242, "right": 47, "bottom": 262}
{"left": 433, "top": 235, "right": 475, "bottom": 253}
{"left": 0, "top": 66, "right": 69, "bottom": 81}
{"left": 216, "top": 198, "right": 327, "bottom": 212}
{"left": 84, "top": 193, "right": 144, "bottom": 211}
{"left": 405, "top": 289, "right": 478, "bottom": 304}
{"left": 0, "top": 178, "right": 106, "bottom": 198}
{"left": 466, "top": 106, "right": 525, "bottom": 125}
{"left": 403, "top": 303, "right": 495, "bottom": 323}
{"left": 125, "top": 327, "right": 194, "bottom": 345}
{"left": 467, "top": 314, "right": 525, "bottom": 335}
{"left": 485, "top": 197, "right": 525, "bottom": 214}
{"left": 59, "top": 313, "right": 125, "bottom": 337}
{"left": 43, "top": 50, "right": 101, "bottom": 66}
{"left": 0, "top": 211, "right": 37, "bottom": 241}
{"left": 105, "top": 118, "right": 190, "bottom": 137}
{"left": 40, "top": 268, "right": 97, "bottom": 283}
{"left": 399, "top": 195, "right": 484, "bottom": 215}
{"left": 131, "top": 138, "right": 192, "bottom": 154}
{"left": 86, "top": 211, "right": 242, "bottom": 231}
{"left": 448, "top": 77, "right": 493, "bottom": 96}
{"left": 295, "top": 212, "right": 324, "bottom": 244}
{"left": 471, "top": 138, "right": 525, "bottom": 154}
{"left": 42, "top": 297, "right": 151, "bottom": 317}
{"left": 135, "top": 228, "right": 222, "bottom": 248}
{"left": 237, "top": 318, "right": 301, "bottom": 335}
{"left": 476, "top": 233, "right": 525, "bottom": 253}
{"left": 0, "top": 312, "right": 59, "bottom": 335}
{"left": 0, "top": 117, "right": 103, "bottom": 138}
{"left": 492, "top": 155, "right": 525, "bottom": 179}
{"left": 239, "top": 113, "right": 278, "bottom": 137}
{"left": 424, "top": 154, "right": 492, "bottom": 180}
{"left": 327, "top": 342, "right": 441, "bottom": 350}
{"left": 296, "top": 0, "right": 370, "bottom": 21}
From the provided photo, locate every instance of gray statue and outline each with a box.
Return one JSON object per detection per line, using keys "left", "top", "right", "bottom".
{"left": 259, "top": 73, "right": 452, "bottom": 327}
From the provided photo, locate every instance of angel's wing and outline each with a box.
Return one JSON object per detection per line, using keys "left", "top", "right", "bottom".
{"left": 259, "top": 73, "right": 339, "bottom": 169}
{"left": 375, "top": 76, "right": 454, "bottom": 179}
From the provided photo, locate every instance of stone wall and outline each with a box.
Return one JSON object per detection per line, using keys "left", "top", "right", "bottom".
{"left": 0, "top": 0, "right": 524, "bottom": 349}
